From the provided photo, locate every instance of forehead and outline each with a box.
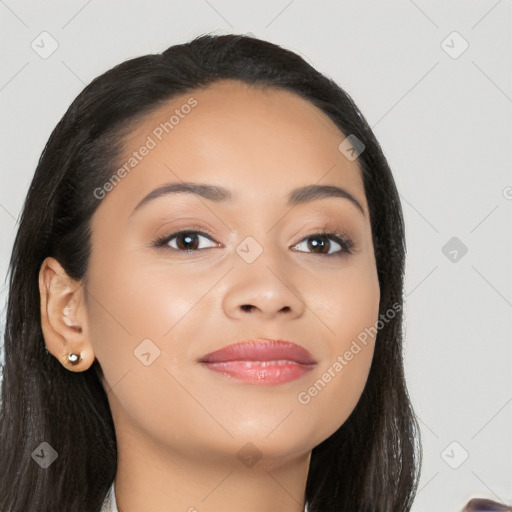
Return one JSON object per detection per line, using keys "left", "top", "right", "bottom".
{"left": 95, "top": 79, "right": 367, "bottom": 219}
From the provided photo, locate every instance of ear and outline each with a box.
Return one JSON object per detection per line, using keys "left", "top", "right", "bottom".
{"left": 38, "top": 256, "right": 95, "bottom": 372}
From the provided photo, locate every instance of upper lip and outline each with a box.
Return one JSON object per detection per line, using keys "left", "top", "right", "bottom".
{"left": 199, "top": 339, "right": 317, "bottom": 365}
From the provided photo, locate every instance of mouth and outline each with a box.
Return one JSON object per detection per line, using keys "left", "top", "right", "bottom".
{"left": 198, "top": 339, "right": 317, "bottom": 385}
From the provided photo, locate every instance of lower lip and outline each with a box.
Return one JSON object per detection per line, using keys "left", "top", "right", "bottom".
{"left": 200, "top": 360, "right": 315, "bottom": 385}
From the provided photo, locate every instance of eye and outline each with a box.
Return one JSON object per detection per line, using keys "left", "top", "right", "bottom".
{"left": 153, "top": 229, "right": 218, "bottom": 252}
{"left": 152, "top": 228, "right": 355, "bottom": 256}
{"left": 292, "top": 231, "right": 354, "bottom": 257}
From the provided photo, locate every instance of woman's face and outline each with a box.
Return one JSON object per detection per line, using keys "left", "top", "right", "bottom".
{"left": 85, "top": 79, "right": 380, "bottom": 468}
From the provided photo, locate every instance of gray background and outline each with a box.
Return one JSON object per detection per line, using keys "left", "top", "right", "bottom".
{"left": 1, "top": 1, "right": 511, "bottom": 511}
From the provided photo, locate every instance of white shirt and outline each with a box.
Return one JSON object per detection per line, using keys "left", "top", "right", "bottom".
{"left": 100, "top": 482, "right": 309, "bottom": 511}
{"left": 100, "top": 483, "right": 119, "bottom": 512}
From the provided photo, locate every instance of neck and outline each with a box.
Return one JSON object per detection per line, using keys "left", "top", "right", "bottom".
{"left": 112, "top": 418, "right": 310, "bottom": 512}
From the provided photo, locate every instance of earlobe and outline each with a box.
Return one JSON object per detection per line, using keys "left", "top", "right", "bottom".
{"left": 38, "top": 256, "right": 93, "bottom": 372}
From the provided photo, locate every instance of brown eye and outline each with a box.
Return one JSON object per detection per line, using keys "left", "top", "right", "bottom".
{"left": 292, "top": 232, "right": 353, "bottom": 256}
{"left": 306, "top": 235, "right": 331, "bottom": 254}
{"left": 174, "top": 232, "right": 200, "bottom": 251}
{"left": 154, "top": 230, "right": 218, "bottom": 252}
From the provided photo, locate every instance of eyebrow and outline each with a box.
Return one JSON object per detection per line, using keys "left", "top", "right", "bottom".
{"left": 129, "top": 182, "right": 366, "bottom": 218}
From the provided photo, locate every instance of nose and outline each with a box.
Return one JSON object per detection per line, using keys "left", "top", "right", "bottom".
{"left": 222, "top": 250, "right": 306, "bottom": 322}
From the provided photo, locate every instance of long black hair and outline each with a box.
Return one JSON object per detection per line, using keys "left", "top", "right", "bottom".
{"left": 0, "top": 32, "right": 422, "bottom": 511}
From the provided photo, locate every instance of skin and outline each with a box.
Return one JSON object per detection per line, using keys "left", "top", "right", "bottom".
{"left": 39, "top": 79, "right": 380, "bottom": 512}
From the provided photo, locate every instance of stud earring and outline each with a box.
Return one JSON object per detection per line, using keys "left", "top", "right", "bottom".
{"left": 68, "top": 353, "right": 81, "bottom": 364}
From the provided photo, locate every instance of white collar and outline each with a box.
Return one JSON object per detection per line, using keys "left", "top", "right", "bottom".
{"left": 101, "top": 482, "right": 119, "bottom": 512}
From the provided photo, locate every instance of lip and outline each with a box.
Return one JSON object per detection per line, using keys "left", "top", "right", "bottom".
{"left": 198, "top": 339, "right": 317, "bottom": 385}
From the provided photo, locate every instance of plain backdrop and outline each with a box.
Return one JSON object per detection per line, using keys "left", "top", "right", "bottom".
{"left": 0, "top": 1, "right": 511, "bottom": 511}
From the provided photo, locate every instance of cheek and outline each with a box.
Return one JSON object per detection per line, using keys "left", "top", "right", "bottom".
{"left": 87, "top": 251, "right": 205, "bottom": 344}
{"left": 312, "top": 257, "right": 380, "bottom": 351}
{"left": 85, "top": 257, "right": 208, "bottom": 442}
{"left": 86, "top": 252, "right": 205, "bottom": 395}
{"left": 296, "top": 261, "right": 380, "bottom": 439}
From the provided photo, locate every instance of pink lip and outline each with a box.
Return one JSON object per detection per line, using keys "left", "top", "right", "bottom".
{"left": 198, "top": 339, "right": 317, "bottom": 385}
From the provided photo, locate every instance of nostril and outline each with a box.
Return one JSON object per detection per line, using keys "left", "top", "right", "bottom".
{"left": 241, "top": 305, "right": 254, "bottom": 312}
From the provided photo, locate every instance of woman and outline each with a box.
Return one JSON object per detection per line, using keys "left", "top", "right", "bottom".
{"left": 0, "top": 32, "right": 422, "bottom": 511}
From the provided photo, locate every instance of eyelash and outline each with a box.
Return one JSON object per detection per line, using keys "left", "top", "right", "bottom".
{"left": 152, "top": 226, "right": 355, "bottom": 257}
